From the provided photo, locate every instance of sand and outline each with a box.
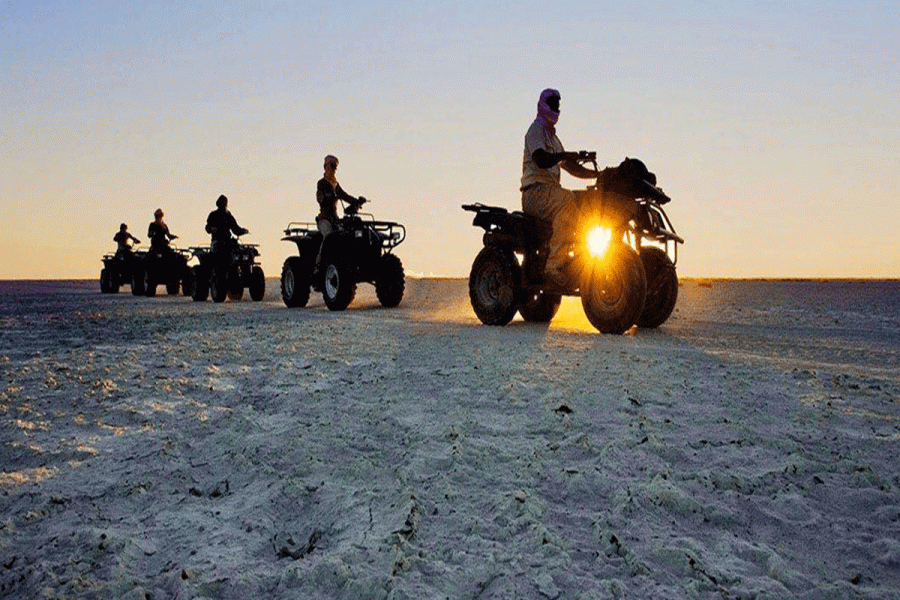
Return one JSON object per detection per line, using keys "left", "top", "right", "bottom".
{"left": 1, "top": 278, "right": 898, "bottom": 599}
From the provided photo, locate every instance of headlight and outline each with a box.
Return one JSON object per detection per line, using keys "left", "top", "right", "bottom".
{"left": 586, "top": 226, "right": 612, "bottom": 258}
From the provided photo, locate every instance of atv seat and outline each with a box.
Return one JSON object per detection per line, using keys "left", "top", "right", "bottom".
{"left": 462, "top": 203, "right": 553, "bottom": 249}
{"left": 512, "top": 211, "right": 553, "bottom": 244}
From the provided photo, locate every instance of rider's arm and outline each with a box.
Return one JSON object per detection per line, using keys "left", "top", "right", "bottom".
{"left": 228, "top": 214, "right": 248, "bottom": 236}
{"left": 560, "top": 159, "right": 599, "bottom": 179}
{"left": 531, "top": 148, "right": 564, "bottom": 169}
{"left": 531, "top": 148, "right": 592, "bottom": 172}
{"left": 316, "top": 179, "right": 331, "bottom": 207}
{"left": 334, "top": 183, "right": 358, "bottom": 204}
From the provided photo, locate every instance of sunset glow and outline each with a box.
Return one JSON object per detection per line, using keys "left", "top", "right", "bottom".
{"left": 2, "top": 2, "right": 898, "bottom": 280}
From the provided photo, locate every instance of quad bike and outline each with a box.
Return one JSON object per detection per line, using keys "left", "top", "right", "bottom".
{"left": 463, "top": 155, "right": 683, "bottom": 334}
{"left": 280, "top": 197, "right": 406, "bottom": 311}
{"left": 100, "top": 248, "right": 147, "bottom": 294}
{"left": 131, "top": 245, "right": 192, "bottom": 297}
{"left": 188, "top": 237, "right": 266, "bottom": 303}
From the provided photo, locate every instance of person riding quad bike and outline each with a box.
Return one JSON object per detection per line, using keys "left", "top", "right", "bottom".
{"left": 113, "top": 223, "right": 141, "bottom": 261}
{"left": 206, "top": 194, "right": 249, "bottom": 252}
{"left": 280, "top": 158, "right": 406, "bottom": 311}
{"left": 133, "top": 209, "right": 190, "bottom": 297}
{"left": 463, "top": 89, "right": 682, "bottom": 334}
{"left": 521, "top": 88, "right": 605, "bottom": 286}
{"left": 314, "top": 155, "right": 363, "bottom": 274}
{"left": 187, "top": 194, "right": 265, "bottom": 302}
{"left": 464, "top": 154, "right": 682, "bottom": 334}
{"left": 100, "top": 223, "right": 143, "bottom": 293}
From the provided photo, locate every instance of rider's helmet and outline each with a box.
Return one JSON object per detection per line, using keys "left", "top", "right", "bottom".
{"left": 216, "top": 195, "right": 228, "bottom": 209}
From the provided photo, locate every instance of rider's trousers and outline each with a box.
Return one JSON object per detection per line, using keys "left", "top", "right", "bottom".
{"left": 521, "top": 183, "right": 578, "bottom": 273}
{"left": 315, "top": 217, "right": 334, "bottom": 267}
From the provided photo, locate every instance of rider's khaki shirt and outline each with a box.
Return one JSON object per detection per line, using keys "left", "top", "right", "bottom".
{"left": 521, "top": 120, "right": 565, "bottom": 190}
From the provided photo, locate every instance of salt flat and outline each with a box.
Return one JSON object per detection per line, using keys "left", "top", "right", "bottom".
{"left": 1, "top": 278, "right": 898, "bottom": 599}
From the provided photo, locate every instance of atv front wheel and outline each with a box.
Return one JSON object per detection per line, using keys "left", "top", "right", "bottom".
{"left": 210, "top": 268, "right": 228, "bottom": 303}
{"left": 375, "top": 253, "right": 405, "bottom": 308}
{"left": 581, "top": 242, "right": 646, "bottom": 334}
{"left": 322, "top": 259, "right": 356, "bottom": 311}
{"left": 518, "top": 291, "right": 561, "bottom": 323}
{"left": 468, "top": 246, "right": 521, "bottom": 326}
{"left": 143, "top": 267, "right": 157, "bottom": 297}
{"left": 227, "top": 266, "right": 244, "bottom": 301}
{"left": 281, "top": 257, "right": 310, "bottom": 308}
{"left": 181, "top": 268, "right": 193, "bottom": 296}
{"left": 131, "top": 264, "right": 146, "bottom": 296}
{"left": 100, "top": 269, "right": 114, "bottom": 293}
{"left": 637, "top": 247, "right": 678, "bottom": 328}
{"left": 190, "top": 266, "right": 209, "bottom": 301}
{"left": 249, "top": 266, "right": 266, "bottom": 301}
{"left": 166, "top": 278, "right": 180, "bottom": 296}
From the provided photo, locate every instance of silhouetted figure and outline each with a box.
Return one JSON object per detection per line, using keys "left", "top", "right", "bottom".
{"left": 113, "top": 223, "right": 140, "bottom": 261}
{"left": 315, "top": 155, "right": 363, "bottom": 271}
{"left": 206, "top": 195, "right": 248, "bottom": 261}
{"left": 520, "top": 88, "right": 598, "bottom": 285}
{"left": 148, "top": 209, "right": 178, "bottom": 251}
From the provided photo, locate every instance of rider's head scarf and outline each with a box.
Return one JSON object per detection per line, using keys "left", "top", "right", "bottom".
{"left": 536, "top": 88, "right": 561, "bottom": 134}
{"left": 323, "top": 155, "right": 339, "bottom": 184}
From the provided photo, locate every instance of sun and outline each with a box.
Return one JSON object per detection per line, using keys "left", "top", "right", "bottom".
{"left": 586, "top": 225, "right": 612, "bottom": 258}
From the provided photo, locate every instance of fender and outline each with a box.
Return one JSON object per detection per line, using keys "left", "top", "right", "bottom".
{"left": 319, "top": 230, "right": 352, "bottom": 266}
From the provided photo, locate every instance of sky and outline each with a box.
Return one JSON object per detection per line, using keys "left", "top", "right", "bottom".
{"left": 2, "top": 0, "right": 898, "bottom": 280}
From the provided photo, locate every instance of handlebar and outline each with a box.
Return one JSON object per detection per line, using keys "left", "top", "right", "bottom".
{"left": 342, "top": 196, "right": 369, "bottom": 215}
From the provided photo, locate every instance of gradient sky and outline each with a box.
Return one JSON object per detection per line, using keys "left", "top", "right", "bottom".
{"left": 2, "top": 1, "right": 898, "bottom": 280}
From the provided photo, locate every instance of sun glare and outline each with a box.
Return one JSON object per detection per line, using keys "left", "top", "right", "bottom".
{"left": 587, "top": 226, "right": 612, "bottom": 258}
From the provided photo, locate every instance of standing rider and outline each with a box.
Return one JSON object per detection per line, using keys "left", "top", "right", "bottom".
{"left": 113, "top": 223, "right": 140, "bottom": 261}
{"left": 315, "top": 155, "right": 363, "bottom": 271}
{"left": 148, "top": 209, "right": 177, "bottom": 251}
{"left": 521, "top": 88, "right": 599, "bottom": 285}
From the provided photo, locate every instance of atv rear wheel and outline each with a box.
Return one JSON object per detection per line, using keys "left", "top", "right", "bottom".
{"left": 166, "top": 278, "right": 180, "bottom": 296}
{"left": 249, "top": 266, "right": 266, "bottom": 301}
{"left": 637, "top": 247, "right": 678, "bottom": 329}
{"left": 323, "top": 259, "right": 356, "bottom": 311}
{"left": 375, "top": 253, "right": 405, "bottom": 308}
{"left": 190, "top": 266, "right": 209, "bottom": 301}
{"left": 281, "top": 257, "right": 311, "bottom": 308}
{"left": 581, "top": 242, "right": 646, "bottom": 334}
{"left": 518, "top": 291, "right": 561, "bottom": 323}
{"left": 469, "top": 246, "right": 520, "bottom": 326}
